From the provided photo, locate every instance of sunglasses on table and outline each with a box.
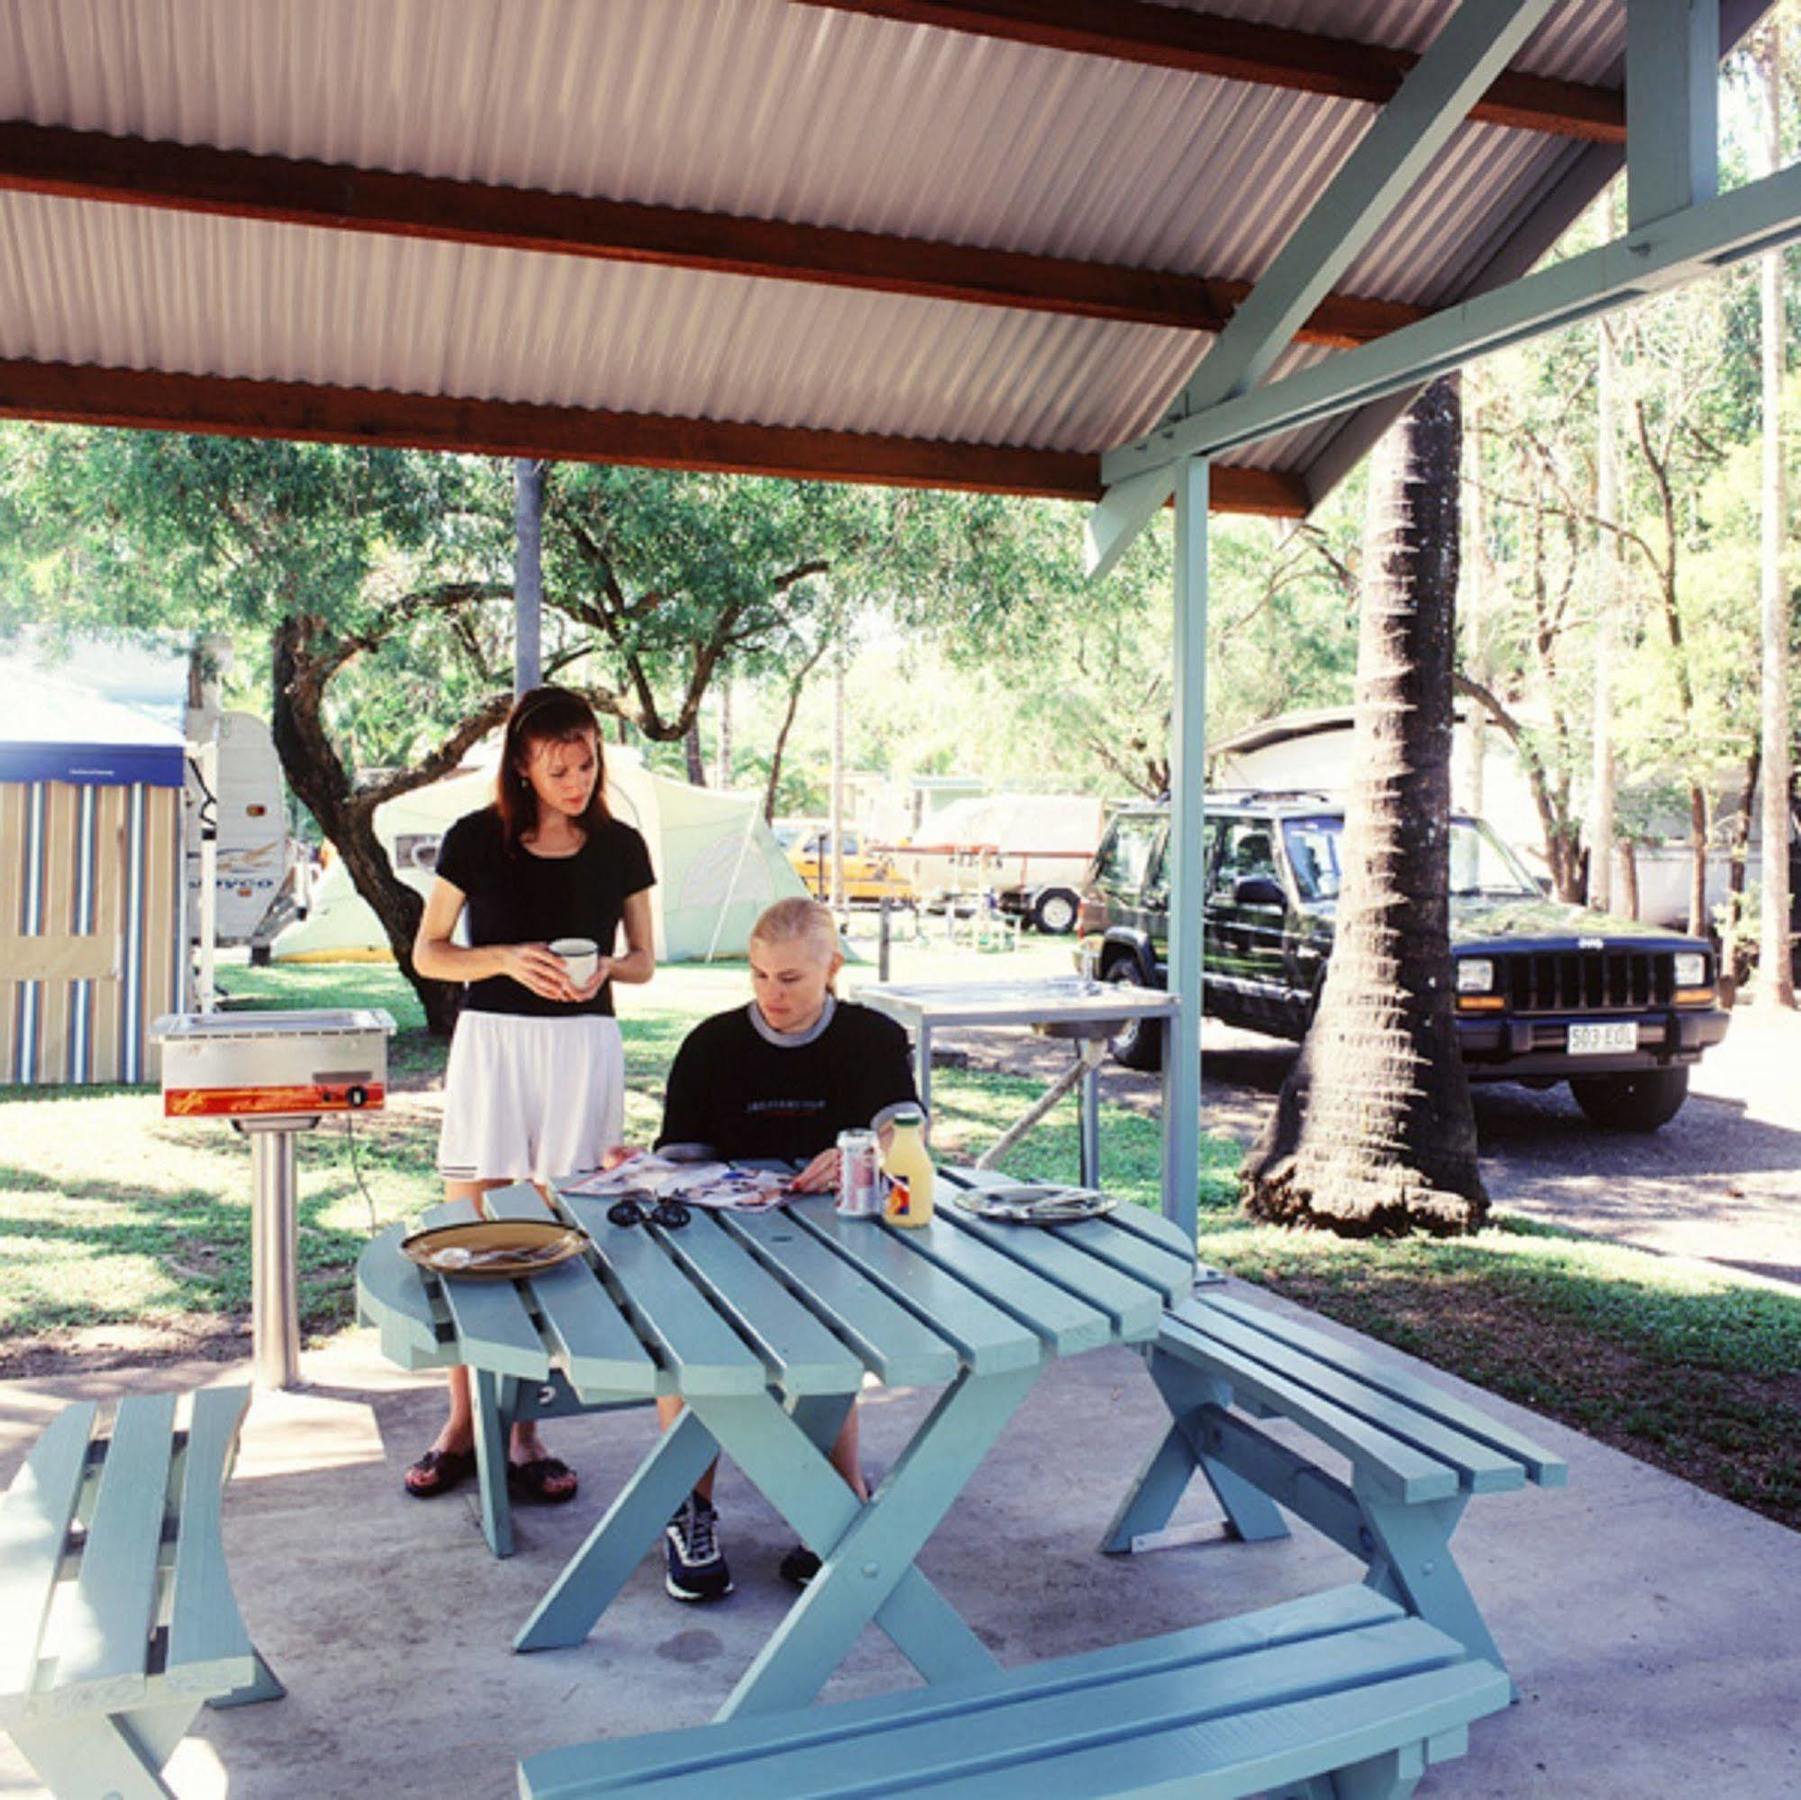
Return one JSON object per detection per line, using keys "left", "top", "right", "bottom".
{"left": 606, "top": 1194, "right": 692, "bottom": 1231}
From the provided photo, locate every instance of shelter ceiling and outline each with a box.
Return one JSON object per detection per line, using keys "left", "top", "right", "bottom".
{"left": 0, "top": 0, "right": 1741, "bottom": 513}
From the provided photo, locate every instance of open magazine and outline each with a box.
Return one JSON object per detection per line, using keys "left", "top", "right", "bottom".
{"left": 560, "top": 1154, "right": 791, "bottom": 1212}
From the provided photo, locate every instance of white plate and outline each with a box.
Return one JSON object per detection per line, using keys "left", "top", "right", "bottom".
{"left": 1568, "top": 1021, "right": 1638, "bottom": 1055}
{"left": 953, "top": 1184, "right": 1118, "bottom": 1224}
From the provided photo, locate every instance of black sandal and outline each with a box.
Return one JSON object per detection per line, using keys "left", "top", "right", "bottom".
{"left": 508, "top": 1455, "right": 579, "bottom": 1505}
{"left": 404, "top": 1446, "right": 477, "bottom": 1499}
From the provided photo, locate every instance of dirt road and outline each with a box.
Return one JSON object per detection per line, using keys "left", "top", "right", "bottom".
{"left": 958, "top": 1007, "right": 1801, "bottom": 1288}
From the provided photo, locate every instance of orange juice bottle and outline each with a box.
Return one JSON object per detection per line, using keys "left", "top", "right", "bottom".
{"left": 881, "top": 1107, "right": 935, "bottom": 1228}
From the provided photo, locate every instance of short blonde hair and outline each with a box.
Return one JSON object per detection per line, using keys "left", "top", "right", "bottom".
{"left": 749, "top": 898, "right": 842, "bottom": 973}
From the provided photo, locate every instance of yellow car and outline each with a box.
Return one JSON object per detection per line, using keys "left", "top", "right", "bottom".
{"left": 784, "top": 825, "right": 916, "bottom": 905}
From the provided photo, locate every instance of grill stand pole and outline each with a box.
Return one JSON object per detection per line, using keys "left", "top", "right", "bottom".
{"left": 237, "top": 1116, "right": 318, "bottom": 1390}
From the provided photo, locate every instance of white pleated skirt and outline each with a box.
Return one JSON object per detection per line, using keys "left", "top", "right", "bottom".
{"left": 437, "top": 1010, "right": 625, "bottom": 1185}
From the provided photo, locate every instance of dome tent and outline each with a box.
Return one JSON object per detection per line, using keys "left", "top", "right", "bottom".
{"left": 272, "top": 744, "right": 803, "bottom": 965}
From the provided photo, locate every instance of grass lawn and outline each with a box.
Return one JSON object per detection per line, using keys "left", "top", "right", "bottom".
{"left": 2, "top": 953, "right": 1798, "bottom": 1531}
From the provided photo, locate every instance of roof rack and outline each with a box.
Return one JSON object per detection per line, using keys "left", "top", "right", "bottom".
{"left": 1203, "top": 787, "right": 1337, "bottom": 807}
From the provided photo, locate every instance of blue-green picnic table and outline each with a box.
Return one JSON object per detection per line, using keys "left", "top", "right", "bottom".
{"left": 355, "top": 1164, "right": 1196, "bottom": 1721}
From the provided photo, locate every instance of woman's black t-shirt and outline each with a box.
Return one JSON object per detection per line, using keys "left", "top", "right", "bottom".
{"left": 655, "top": 999, "right": 920, "bottom": 1162}
{"left": 435, "top": 806, "right": 654, "bottom": 1018}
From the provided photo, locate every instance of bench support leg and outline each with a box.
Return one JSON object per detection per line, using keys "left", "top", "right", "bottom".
{"left": 208, "top": 1650, "right": 287, "bottom": 1708}
{"left": 514, "top": 1406, "right": 720, "bottom": 1652}
{"left": 1104, "top": 1351, "right": 1288, "bottom": 1551}
{"left": 8, "top": 1706, "right": 196, "bottom": 1800}
{"left": 1359, "top": 1493, "right": 1507, "bottom": 1680}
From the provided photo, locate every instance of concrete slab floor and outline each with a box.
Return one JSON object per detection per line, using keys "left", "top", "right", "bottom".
{"left": 2, "top": 1284, "right": 1797, "bottom": 1799}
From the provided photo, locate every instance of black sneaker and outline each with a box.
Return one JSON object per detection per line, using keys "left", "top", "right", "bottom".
{"left": 664, "top": 1493, "right": 732, "bottom": 1602}
{"left": 778, "top": 1544, "right": 821, "bottom": 1588}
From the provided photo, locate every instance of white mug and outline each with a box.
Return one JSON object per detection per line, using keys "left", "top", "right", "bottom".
{"left": 549, "top": 936, "right": 599, "bottom": 987}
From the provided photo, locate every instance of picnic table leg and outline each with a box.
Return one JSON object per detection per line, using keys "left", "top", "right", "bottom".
{"left": 513, "top": 1407, "right": 720, "bottom": 1652}
{"left": 1104, "top": 1349, "right": 1288, "bottom": 1551}
{"left": 1358, "top": 1491, "right": 1506, "bottom": 1677}
{"left": 471, "top": 1369, "right": 520, "bottom": 1557}
{"left": 8, "top": 1706, "right": 197, "bottom": 1800}
{"left": 208, "top": 1651, "right": 287, "bottom": 1708}
{"left": 784, "top": 1390, "right": 1000, "bottom": 1685}
{"left": 694, "top": 1363, "right": 1038, "bottom": 1720}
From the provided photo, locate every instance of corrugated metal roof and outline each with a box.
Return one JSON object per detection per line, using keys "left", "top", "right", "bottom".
{"left": 0, "top": 0, "right": 1746, "bottom": 505}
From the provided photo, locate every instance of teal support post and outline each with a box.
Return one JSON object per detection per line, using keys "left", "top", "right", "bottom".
{"left": 1160, "top": 455, "right": 1208, "bottom": 1242}
{"left": 1627, "top": 0, "right": 1719, "bottom": 230}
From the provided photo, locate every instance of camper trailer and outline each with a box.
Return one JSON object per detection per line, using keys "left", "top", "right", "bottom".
{"left": 896, "top": 793, "right": 1106, "bottom": 934}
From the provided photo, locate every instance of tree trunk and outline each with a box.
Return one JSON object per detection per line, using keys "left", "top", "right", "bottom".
{"left": 1756, "top": 20, "right": 1796, "bottom": 1007}
{"left": 1619, "top": 839, "right": 1640, "bottom": 921}
{"left": 1687, "top": 783, "right": 1709, "bottom": 941}
{"left": 271, "top": 617, "right": 463, "bottom": 1035}
{"left": 715, "top": 675, "right": 734, "bottom": 789}
{"left": 683, "top": 720, "right": 706, "bottom": 786}
{"left": 764, "top": 642, "right": 829, "bottom": 824}
{"left": 1242, "top": 379, "right": 1487, "bottom": 1237}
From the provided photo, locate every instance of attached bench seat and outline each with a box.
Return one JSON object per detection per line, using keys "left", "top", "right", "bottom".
{"left": 1105, "top": 1289, "right": 1569, "bottom": 1680}
{"left": 519, "top": 1585, "right": 1508, "bottom": 1800}
{"left": 0, "top": 1385, "right": 282, "bottom": 1800}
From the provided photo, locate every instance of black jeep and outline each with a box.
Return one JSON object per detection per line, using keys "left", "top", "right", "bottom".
{"left": 1077, "top": 792, "right": 1730, "bottom": 1131}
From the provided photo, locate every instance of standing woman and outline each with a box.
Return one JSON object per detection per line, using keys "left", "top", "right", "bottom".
{"left": 404, "top": 685, "right": 655, "bottom": 1503}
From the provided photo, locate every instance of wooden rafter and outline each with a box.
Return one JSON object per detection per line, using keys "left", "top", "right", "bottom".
{"left": 0, "top": 358, "right": 1309, "bottom": 516}
{"left": 798, "top": 1, "right": 1626, "bottom": 143}
{"left": 0, "top": 122, "right": 1421, "bottom": 349}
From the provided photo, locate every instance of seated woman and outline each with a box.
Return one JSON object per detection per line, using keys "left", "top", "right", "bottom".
{"left": 650, "top": 896, "right": 922, "bottom": 1602}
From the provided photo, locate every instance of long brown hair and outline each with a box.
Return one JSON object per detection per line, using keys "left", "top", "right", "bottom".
{"left": 494, "top": 686, "right": 610, "bottom": 851}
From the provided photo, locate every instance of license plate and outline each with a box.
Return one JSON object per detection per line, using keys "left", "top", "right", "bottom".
{"left": 1568, "top": 1022, "right": 1638, "bottom": 1055}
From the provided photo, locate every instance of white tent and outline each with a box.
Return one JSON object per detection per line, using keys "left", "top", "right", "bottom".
{"left": 272, "top": 744, "right": 802, "bottom": 965}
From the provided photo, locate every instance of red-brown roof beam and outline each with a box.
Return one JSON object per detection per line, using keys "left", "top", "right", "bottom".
{"left": 0, "top": 358, "right": 1311, "bottom": 517}
{"left": 0, "top": 122, "right": 1420, "bottom": 349}
{"left": 799, "top": 1, "right": 1627, "bottom": 144}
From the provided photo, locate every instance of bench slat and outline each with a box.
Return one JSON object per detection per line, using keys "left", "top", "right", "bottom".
{"left": 57, "top": 1392, "right": 179, "bottom": 1703}
{"left": 790, "top": 1207, "right": 1041, "bottom": 1375}
{"left": 1182, "top": 1292, "right": 1568, "bottom": 1485}
{"left": 0, "top": 1400, "right": 98, "bottom": 1712}
{"left": 1175, "top": 1303, "right": 1525, "bottom": 1493}
{"left": 562, "top": 1195, "right": 769, "bottom": 1396}
{"left": 660, "top": 1211, "right": 869, "bottom": 1394}
{"left": 1158, "top": 1317, "right": 1456, "bottom": 1504}
{"left": 721, "top": 1210, "right": 962, "bottom": 1389}
{"left": 520, "top": 1608, "right": 1502, "bottom": 1799}
{"left": 165, "top": 1387, "right": 257, "bottom": 1695}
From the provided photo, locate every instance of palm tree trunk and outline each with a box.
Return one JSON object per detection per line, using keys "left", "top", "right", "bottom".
{"left": 1242, "top": 378, "right": 1487, "bottom": 1237}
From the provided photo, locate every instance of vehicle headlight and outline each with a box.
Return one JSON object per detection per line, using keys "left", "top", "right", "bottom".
{"left": 1673, "top": 951, "right": 1707, "bottom": 989}
{"left": 1456, "top": 958, "right": 1495, "bottom": 994}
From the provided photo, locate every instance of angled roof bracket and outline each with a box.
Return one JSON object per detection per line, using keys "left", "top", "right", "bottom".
{"left": 1085, "top": 0, "right": 1559, "bottom": 577}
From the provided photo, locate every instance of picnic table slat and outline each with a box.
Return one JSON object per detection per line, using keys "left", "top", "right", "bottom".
{"left": 934, "top": 1174, "right": 1165, "bottom": 1338}
{"left": 659, "top": 1210, "right": 868, "bottom": 1394}
{"left": 58, "top": 1392, "right": 179, "bottom": 1704}
{"left": 721, "top": 1210, "right": 963, "bottom": 1388}
{"left": 165, "top": 1387, "right": 257, "bottom": 1693}
{"left": 881, "top": 1209, "right": 1116, "bottom": 1357}
{"left": 1158, "top": 1315, "right": 1457, "bottom": 1504}
{"left": 561, "top": 1194, "right": 767, "bottom": 1395}
{"left": 0, "top": 1400, "right": 98, "bottom": 1713}
{"left": 478, "top": 1185, "right": 665, "bottom": 1396}
{"left": 1174, "top": 1302, "right": 1526, "bottom": 1493}
{"left": 789, "top": 1206, "right": 1041, "bottom": 1376}
{"left": 944, "top": 1167, "right": 1193, "bottom": 1307}
{"left": 433, "top": 1264, "right": 553, "bottom": 1384}
{"left": 355, "top": 1224, "right": 451, "bottom": 1369}
{"left": 1086, "top": 1195, "right": 1197, "bottom": 1263}
{"left": 1182, "top": 1292, "right": 1568, "bottom": 1486}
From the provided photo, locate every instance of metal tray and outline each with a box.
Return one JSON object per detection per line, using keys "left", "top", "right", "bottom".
{"left": 399, "top": 1219, "right": 587, "bottom": 1280}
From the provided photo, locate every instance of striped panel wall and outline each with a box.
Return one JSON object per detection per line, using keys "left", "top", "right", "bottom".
{"left": 0, "top": 777, "right": 185, "bottom": 1086}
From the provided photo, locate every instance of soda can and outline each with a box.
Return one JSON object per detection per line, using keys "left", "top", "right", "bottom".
{"left": 835, "top": 1129, "right": 883, "bottom": 1217}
